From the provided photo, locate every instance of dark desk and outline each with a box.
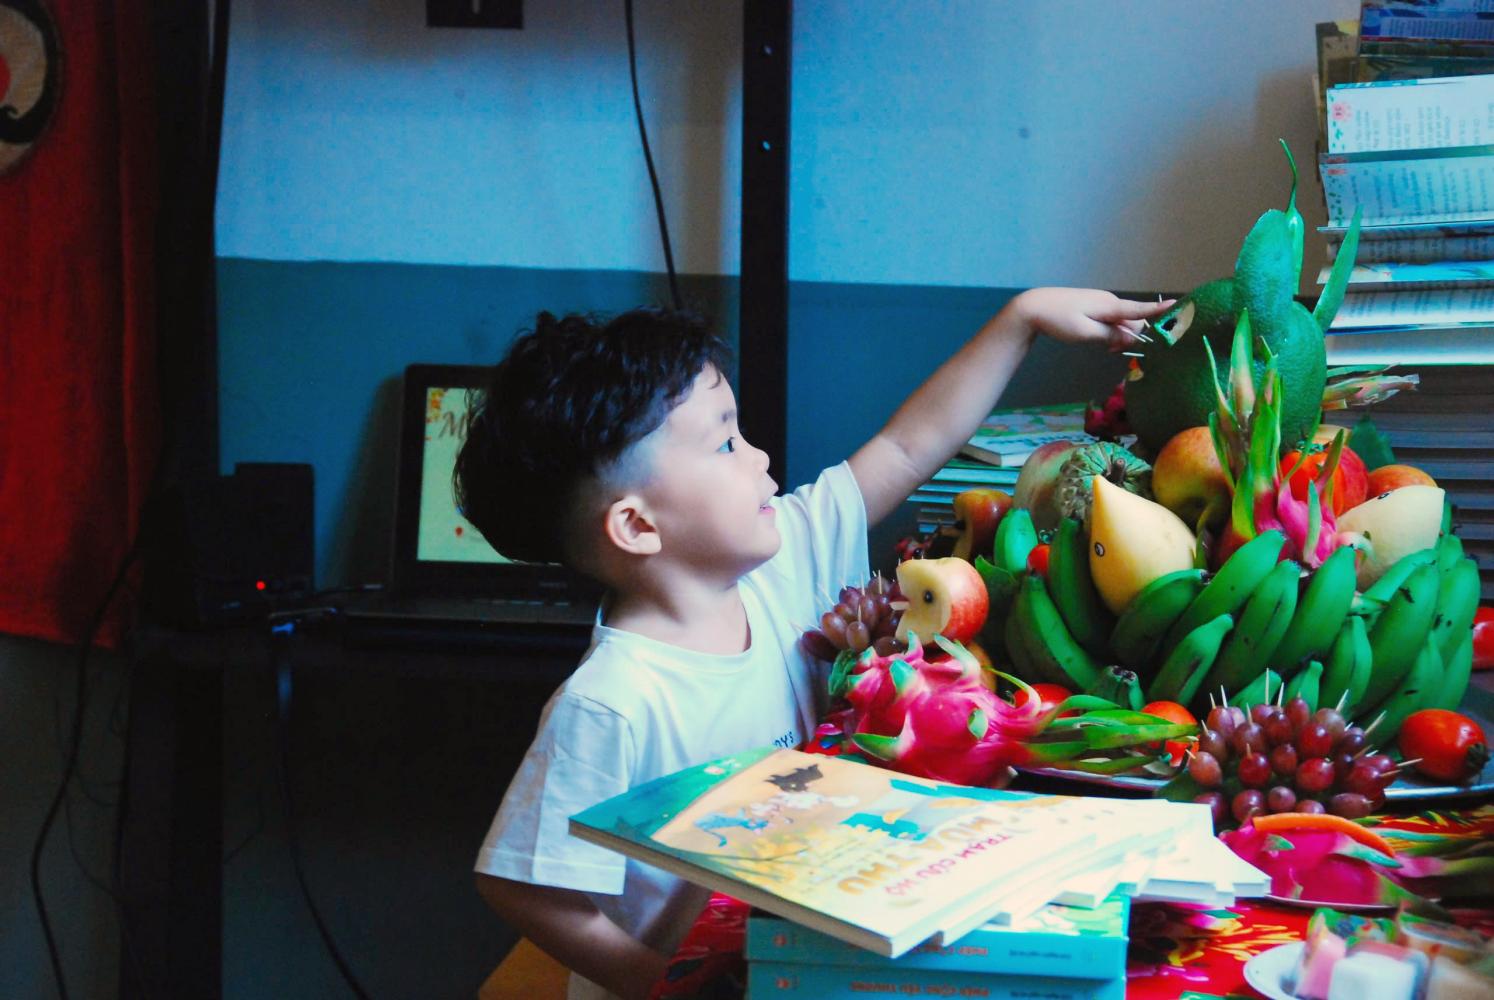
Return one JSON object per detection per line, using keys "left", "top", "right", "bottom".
{"left": 117, "top": 614, "right": 588, "bottom": 999}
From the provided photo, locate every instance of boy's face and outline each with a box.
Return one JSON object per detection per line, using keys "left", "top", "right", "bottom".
{"left": 637, "top": 365, "right": 781, "bottom": 577}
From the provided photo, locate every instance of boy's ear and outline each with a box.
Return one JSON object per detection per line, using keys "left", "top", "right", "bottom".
{"left": 602, "top": 494, "right": 661, "bottom": 556}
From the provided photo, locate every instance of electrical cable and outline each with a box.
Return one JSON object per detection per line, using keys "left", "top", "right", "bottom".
{"left": 624, "top": 0, "right": 682, "bottom": 311}
{"left": 271, "top": 619, "right": 375, "bottom": 1000}
{"left": 30, "top": 536, "right": 144, "bottom": 1000}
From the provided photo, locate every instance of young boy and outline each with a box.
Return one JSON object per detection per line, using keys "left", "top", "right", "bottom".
{"left": 455, "top": 290, "right": 1171, "bottom": 1000}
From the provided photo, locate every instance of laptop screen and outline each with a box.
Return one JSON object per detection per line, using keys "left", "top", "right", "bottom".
{"left": 416, "top": 384, "right": 510, "bottom": 565}
{"left": 394, "top": 364, "right": 595, "bottom": 602}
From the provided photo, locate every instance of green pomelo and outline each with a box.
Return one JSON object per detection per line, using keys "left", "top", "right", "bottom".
{"left": 1127, "top": 300, "right": 1325, "bottom": 454}
{"left": 1150, "top": 277, "right": 1237, "bottom": 346}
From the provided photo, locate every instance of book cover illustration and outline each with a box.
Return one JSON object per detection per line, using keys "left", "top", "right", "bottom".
{"left": 570, "top": 748, "right": 1095, "bottom": 957}
{"left": 970, "top": 404, "right": 1086, "bottom": 438}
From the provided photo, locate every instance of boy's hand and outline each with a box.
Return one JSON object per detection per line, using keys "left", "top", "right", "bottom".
{"left": 1011, "top": 287, "right": 1176, "bottom": 353}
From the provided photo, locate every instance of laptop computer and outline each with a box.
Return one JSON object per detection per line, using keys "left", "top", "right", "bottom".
{"left": 335, "top": 363, "right": 600, "bottom": 640}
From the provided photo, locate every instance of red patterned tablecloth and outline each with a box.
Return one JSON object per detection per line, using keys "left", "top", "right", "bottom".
{"left": 648, "top": 804, "right": 1494, "bottom": 1000}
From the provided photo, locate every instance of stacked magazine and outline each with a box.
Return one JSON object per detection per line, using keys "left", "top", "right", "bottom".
{"left": 569, "top": 747, "right": 1266, "bottom": 966}
{"left": 913, "top": 405, "right": 1090, "bottom": 536}
{"left": 1312, "top": 12, "right": 1494, "bottom": 364}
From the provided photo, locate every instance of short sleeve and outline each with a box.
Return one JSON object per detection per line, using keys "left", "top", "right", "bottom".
{"left": 760, "top": 461, "right": 870, "bottom": 620}
{"left": 473, "top": 693, "right": 635, "bottom": 894}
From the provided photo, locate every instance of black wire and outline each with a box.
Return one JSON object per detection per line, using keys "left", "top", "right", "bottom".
{"left": 624, "top": 0, "right": 682, "bottom": 311}
{"left": 30, "top": 536, "right": 143, "bottom": 1000}
{"left": 272, "top": 633, "right": 374, "bottom": 1000}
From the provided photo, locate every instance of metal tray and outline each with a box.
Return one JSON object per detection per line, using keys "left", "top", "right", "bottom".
{"left": 1018, "top": 682, "right": 1494, "bottom": 802}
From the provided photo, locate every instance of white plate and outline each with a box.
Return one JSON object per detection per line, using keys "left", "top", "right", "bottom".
{"left": 1263, "top": 894, "right": 1397, "bottom": 914}
{"left": 1243, "top": 941, "right": 1302, "bottom": 1000}
{"left": 1019, "top": 685, "right": 1494, "bottom": 802}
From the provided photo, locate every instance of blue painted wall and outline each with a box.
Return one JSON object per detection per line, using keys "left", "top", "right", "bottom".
{"left": 215, "top": 0, "right": 1357, "bottom": 586}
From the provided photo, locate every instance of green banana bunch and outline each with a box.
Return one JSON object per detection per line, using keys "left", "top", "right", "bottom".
{"left": 1320, "top": 615, "right": 1372, "bottom": 717}
{"left": 1205, "top": 558, "right": 1301, "bottom": 696}
{"left": 1435, "top": 532, "right": 1465, "bottom": 577}
{"left": 1162, "top": 530, "right": 1285, "bottom": 659}
{"left": 1283, "top": 659, "right": 1323, "bottom": 714}
{"left": 1271, "top": 545, "right": 1356, "bottom": 670}
{"left": 1048, "top": 517, "right": 1114, "bottom": 658}
{"left": 1431, "top": 631, "right": 1474, "bottom": 711}
{"left": 1361, "top": 632, "right": 1442, "bottom": 741}
{"left": 1430, "top": 556, "right": 1481, "bottom": 665}
{"left": 1360, "top": 547, "right": 1437, "bottom": 608}
{"left": 994, "top": 508, "right": 1038, "bottom": 575}
{"left": 1087, "top": 664, "right": 1145, "bottom": 711}
{"left": 1233, "top": 667, "right": 1283, "bottom": 709}
{"left": 1360, "top": 561, "right": 1440, "bottom": 710}
{"left": 1109, "top": 569, "right": 1207, "bottom": 675}
{"left": 1148, "top": 613, "right": 1233, "bottom": 707}
{"left": 1008, "top": 573, "right": 1103, "bottom": 691}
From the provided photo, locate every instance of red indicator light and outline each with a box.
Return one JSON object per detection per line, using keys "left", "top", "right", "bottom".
{"left": 256, "top": 580, "right": 266, "bottom": 591}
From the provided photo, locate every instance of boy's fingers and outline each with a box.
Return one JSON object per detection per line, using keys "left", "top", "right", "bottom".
{"left": 1126, "top": 296, "right": 1177, "bottom": 317}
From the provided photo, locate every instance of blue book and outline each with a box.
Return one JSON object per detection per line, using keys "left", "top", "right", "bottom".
{"left": 744, "top": 895, "right": 1128, "bottom": 980}
{"left": 747, "top": 960, "right": 1126, "bottom": 1000}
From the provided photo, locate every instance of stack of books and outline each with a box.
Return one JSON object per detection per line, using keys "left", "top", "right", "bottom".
{"left": 1308, "top": 10, "right": 1494, "bottom": 601}
{"left": 1311, "top": 9, "right": 1494, "bottom": 363}
{"left": 913, "top": 405, "right": 1090, "bottom": 536}
{"left": 744, "top": 894, "right": 1131, "bottom": 1000}
{"left": 570, "top": 747, "right": 1267, "bottom": 978}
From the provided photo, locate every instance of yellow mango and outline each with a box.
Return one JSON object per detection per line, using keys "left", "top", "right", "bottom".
{"left": 1337, "top": 484, "right": 1446, "bottom": 588}
{"left": 1089, "top": 474, "right": 1197, "bottom": 614}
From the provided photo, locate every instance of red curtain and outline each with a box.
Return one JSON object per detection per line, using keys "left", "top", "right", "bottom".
{"left": 0, "top": 0, "right": 160, "bottom": 647}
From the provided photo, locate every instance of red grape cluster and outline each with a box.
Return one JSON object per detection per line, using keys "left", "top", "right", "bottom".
{"left": 1186, "top": 696, "right": 1398, "bottom": 828}
{"left": 799, "top": 576, "right": 903, "bottom": 661}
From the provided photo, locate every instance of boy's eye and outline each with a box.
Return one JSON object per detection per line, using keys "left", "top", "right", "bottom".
{"left": 718, "top": 437, "right": 736, "bottom": 454}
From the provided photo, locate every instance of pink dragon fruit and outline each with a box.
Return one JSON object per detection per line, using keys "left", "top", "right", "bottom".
{"left": 1221, "top": 819, "right": 1494, "bottom": 909}
{"left": 1206, "top": 312, "right": 1352, "bottom": 569}
{"left": 824, "top": 633, "right": 1193, "bottom": 787}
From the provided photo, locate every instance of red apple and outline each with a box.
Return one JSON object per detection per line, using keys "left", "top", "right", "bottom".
{"left": 895, "top": 557, "right": 989, "bottom": 644}
{"left": 1151, "top": 426, "right": 1230, "bottom": 530}
{"left": 950, "top": 488, "right": 1013, "bottom": 562}
{"left": 1304, "top": 425, "right": 1369, "bottom": 513}
{"left": 1365, "top": 463, "right": 1438, "bottom": 495}
{"left": 1012, "top": 440, "right": 1085, "bottom": 532}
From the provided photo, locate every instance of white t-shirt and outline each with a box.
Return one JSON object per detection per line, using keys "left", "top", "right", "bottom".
{"left": 475, "top": 462, "right": 868, "bottom": 1000}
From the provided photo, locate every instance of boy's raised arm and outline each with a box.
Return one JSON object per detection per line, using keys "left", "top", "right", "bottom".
{"left": 847, "top": 287, "right": 1174, "bottom": 527}
{"left": 477, "top": 874, "right": 670, "bottom": 1000}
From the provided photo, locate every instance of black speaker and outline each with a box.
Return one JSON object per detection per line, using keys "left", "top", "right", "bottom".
{"left": 144, "top": 463, "right": 314, "bottom": 627}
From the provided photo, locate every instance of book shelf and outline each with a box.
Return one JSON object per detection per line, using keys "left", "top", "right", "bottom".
{"left": 1313, "top": 15, "right": 1494, "bottom": 602}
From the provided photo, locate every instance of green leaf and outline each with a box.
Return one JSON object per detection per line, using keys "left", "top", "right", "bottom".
{"left": 1047, "top": 755, "right": 1158, "bottom": 775}
{"left": 1157, "top": 769, "right": 1205, "bottom": 804}
{"left": 1229, "top": 309, "right": 1256, "bottom": 420}
{"left": 1265, "top": 834, "right": 1296, "bottom": 852}
{"left": 974, "top": 556, "right": 1019, "bottom": 604}
{"left": 1314, "top": 207, "right": 1362, "bottom": 331}
{"left": 1348, "top": 414, "right": 1397, "bottom": 472}
{"left": 1281, "top": 139, "right": 1306, "bottom": 289}
{"left": 1081, "top": 722, "right": 1195, "bottom": 749}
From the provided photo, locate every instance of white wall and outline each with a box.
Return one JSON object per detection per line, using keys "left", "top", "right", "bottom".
{"left": 218, "top": 0, "right": 1359, "bottom": 289}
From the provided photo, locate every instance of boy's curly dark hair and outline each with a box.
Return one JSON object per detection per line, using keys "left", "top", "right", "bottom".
{"left": 453, "top": 307, "right": 732, "bottom": 566}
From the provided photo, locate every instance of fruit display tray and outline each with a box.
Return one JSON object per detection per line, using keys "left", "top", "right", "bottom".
{"left": 1019, "top": 684, "right": 1494, "bottom": 802}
